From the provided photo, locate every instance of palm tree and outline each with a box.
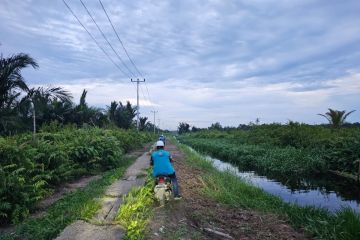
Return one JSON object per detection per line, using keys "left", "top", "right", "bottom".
{"left": 107, "top": 101, "right": 118, "bottom": 122}
{"left": 71, "top": 89, "right": 108, "bottom": 127}
{"left": 107, "top": 101, "right": 136, "bottom": 129}
{"left": 0, "top": 53, "right": 38, "bottom": 108}
{"left": 318, "top": 108, "right": 356, "bottom": 127}
{"left": 139, "top": 117, "right": 148, "bottom": 131}
{"left": 19, "top": 86, "right": 73, "bottom": 126}
{"left": 0, "top": 53, "right": 38, "bottom": 134}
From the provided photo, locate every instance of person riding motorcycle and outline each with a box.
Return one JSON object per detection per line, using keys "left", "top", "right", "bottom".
{"left": 159, "top": 134, "right": 166, "bottom": 145}
{"left": 150, "top": 140, "right": 181, "bottom": 199}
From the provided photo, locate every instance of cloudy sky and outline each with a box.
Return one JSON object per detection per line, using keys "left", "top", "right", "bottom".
{"left": 1, "top": 0, "right": 360, "bottom": 129}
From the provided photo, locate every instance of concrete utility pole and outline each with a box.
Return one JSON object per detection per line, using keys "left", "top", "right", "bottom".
{"left": 30, "top": 100, "right": 36, "bottom": 139}
{"left": 157, "top": 118, "right": 161, "bottom": 133}
{"left": 131, "top": 78, "right": 145, "bottom": 130}
{"left": 151, "top": 110, "right": 158, "bottom": 134}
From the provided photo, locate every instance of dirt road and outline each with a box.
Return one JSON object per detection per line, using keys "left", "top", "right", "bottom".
{"left": 146, "top": 140, "right": 307, "bottom": 240}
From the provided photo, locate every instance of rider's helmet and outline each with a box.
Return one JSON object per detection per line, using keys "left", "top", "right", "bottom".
{"left": 156, "top": 140, "right": 165, "bottom": 148}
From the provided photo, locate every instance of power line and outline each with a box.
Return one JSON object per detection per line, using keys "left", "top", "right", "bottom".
{"left": 99, "top": 0, "right": 144, "bottom": 78}
{"left": 65, "top": 0, "right": 154, "bottom": 119}
{"left": 79, "top": 0, "right": 135, "bottom": 78}
{"left": 62, "top": 0, "right": 129, "bottom": 79}
{"left": 99, "top": 0, "right": 157, "bottom": 111}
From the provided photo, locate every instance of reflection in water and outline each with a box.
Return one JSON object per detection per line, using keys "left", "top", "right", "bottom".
{"left": 203, "top": 155, "right": 360, "bottom": 213}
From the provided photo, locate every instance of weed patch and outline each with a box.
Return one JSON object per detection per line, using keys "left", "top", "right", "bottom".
{"left": 115, "top": 170, "right": 155, "bottom": 240}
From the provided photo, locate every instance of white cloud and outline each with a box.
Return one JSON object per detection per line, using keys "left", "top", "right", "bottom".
{"left": 47, "top": 71, "right": 360, "bottom": 130}
{"left": 1, "top": 0, "right": 360, "bottom": 129}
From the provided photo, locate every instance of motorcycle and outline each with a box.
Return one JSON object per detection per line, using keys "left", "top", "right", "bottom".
{"left": 154, "top": 175, "right": 172, "bottom": 205}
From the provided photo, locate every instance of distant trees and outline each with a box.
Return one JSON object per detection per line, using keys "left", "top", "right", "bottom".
{"left": 21, "top": 87, "right": 73, "bottom": 132}
{"left": 0, "top": 53, "right": 147, "bottom": 135}
{"left": 318, "top": 108, "right": 356, "bottom": 128}
{"left": 209, "top": 122, "right": 222, "bottom": 130}
{"left": 106, "top": 101, "right": 136, "bottom": 129}
{"left": 178, "top": 122, "right": 190, "bottom": 134}
{"left": 71, "top": 90, "right": 108, "bottom": 127}
{"left": 139, "top": 117, "right": 148, "bottom": 131}
{"left": 191, "top": 126, "right": 201, "bottom": 132}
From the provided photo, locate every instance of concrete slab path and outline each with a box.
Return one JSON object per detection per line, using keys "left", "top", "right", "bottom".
{"left": 55, "top": 148, "right": 152, "bottom": 240}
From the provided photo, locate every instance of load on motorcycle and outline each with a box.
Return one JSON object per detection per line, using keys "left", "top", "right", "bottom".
{"left": 150, "top": 140, "right": 181, "bottom": 204}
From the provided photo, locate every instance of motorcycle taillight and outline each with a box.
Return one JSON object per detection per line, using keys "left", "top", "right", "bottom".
{"left": 158, "top": 177, "right": 165, "bottom": 184}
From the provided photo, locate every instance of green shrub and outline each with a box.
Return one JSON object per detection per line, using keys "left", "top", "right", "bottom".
{"left": 179, "top": 125, "right": 360, "bottom": 175}
{"left": 0, "top": 128, "right": 152, "bottom": 224}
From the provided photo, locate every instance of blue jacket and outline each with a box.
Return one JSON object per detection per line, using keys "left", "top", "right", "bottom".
{"left": 159, "top": 136, "right": 166, "bottom": 144}
{"left": 151, "top": 149, "right": 175, "bottom": 176}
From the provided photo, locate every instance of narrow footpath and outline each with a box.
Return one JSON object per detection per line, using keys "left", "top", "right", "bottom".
{"left": 54, "top": 146, "right": 152, "bottom": 240}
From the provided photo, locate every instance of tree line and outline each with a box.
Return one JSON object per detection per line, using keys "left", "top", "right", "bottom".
{"left": 178, "top": 109, "right": 358, "bottom": 134}
{"left": 0, "top": 53, "right": 155, "bottom": 135}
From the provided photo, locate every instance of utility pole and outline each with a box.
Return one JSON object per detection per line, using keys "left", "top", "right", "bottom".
{"left": 151, "top": 110, "right": 158, "bottom": 134}
{"left": 131, "top": 78, "right": 145, "bottom": 130}
{"left": 157, "top": 118, "right": 161, "bottom": 134}
{"left": 30, "top": 99, "right": 36, "bottom": 140}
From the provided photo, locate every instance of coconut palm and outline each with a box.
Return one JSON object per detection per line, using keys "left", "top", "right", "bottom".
{"left": 318, "top": 108, "right": 356, "bottom": 127}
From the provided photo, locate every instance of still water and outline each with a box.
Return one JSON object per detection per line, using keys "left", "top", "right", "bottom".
{"left": 202, "top": 154, "right": 360, "bottom": 213}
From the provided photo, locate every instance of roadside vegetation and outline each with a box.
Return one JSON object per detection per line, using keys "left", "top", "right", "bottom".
{"left": 178, "top": 123, "right": 360, "bottom": 177}
{"left": 0, "top": 127, "right": 152, "bottom": 225}
{"left": 0, "top": 158, "right": 135, "bottom": 240}
{"left": 175, "top": 139, "right": 360, "bottom": 240}
{"left": 115, "top": 169, "right": 155, "bottom": 240}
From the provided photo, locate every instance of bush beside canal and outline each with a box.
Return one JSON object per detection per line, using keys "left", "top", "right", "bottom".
{"left": 176, "top": 140, "right": 360, "bottom": 240}
{"left": 178, "top": 124, "right": 360, "bottom": 176}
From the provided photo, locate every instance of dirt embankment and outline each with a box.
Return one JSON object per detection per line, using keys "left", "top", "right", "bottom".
{"left": 146, "top": 141, "right": 307, "bottom": 240}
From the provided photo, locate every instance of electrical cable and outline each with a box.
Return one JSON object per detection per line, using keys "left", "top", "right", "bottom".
{"left": 99, "top": 0, "right": 144, "bottom": 78}
{"left": 62, "top": 0, "right": 130, "bottom": 79}
{"left": 99, "top": 0, "right": 157, "bottom": 111}
{"left": 80, "top": 0, "right": 135, "bottom": 78}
